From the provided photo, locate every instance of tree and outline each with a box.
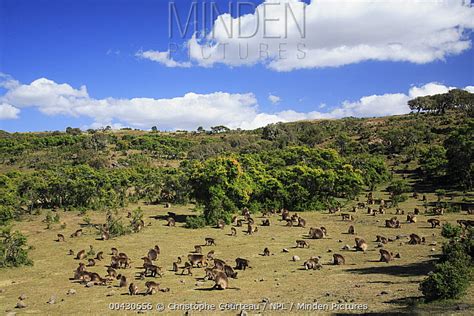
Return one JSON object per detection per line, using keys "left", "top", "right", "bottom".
{"left": 0, "top": 226, "right": 33, "bottom": 268}
{"left": 419, "top": 145, "right": 448, "bottom": 179}
{"left": 151, "top": 126, "right": 158, "bottom": 132}
{"left": 444, "top": 121, "right": 473, "bottom": 189}
{"left": 387, "top": 179, "right": 410, "bottom": 206}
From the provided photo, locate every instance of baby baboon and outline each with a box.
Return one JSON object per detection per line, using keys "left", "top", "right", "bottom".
{"left": 213, "top": 258, "right": 226, "bottom": 270}
{"left": 408, "top": 233, "right": 424, "bottom": 245}
{"left": 261, "top": 219, "right": 270, "bottom": 226}
{"left": 118, "top": 274, "right": 127, "bottom": 287}
{"left": 129, "top": 283, "right": 139, "bottom": 295}
{"left": 263, "top": 247, "right": 270, "bottom": 256}
{"left": 333, "top": 253, "right": 345, "bottom": 265}
{"left": 154, "top": 245, "right": 161, "bottom": 254}
{"left": 304, "top": 258, "right": 321, "bottom": 270}
{"left": 214, "top": 271, "right": 228, "bottom": 290}
{"left": 75, "top": 249, "right": 86, "bottom": 260}
{"left": 254, "top": 226, "right": 258, "bottom": 233}
{"left": 206, "top": 250, "right": 215, "bottom": 259}
{"left": 295, "top": 240, "right": 310, "bottom": 248}
{"left": 106, "top": 267, "right": 117, "bottom": 278}
{"left": 407, "top": 214, "right": 417, "bottom": 223}
{"left": 172, "top": 262, "right": 178, "bottom": 272}
{"left": 194, "top": 245, "right": 202, "bottom": 254}
{"left": 309, "top": 227, "right": 324, "bottom": 239}
{"left": 101, "top": 231, "right": 110, "bottom": 240}
{"left": 205, "top": 237, "right": 216, "bottom": 246}
{"left": 95, "top": 251, "right": 104, "bottom": 261}
{"left": 414, "top": 208, "right": 420, "bottom": 215}
{"left": 246, "top": 223, "right": 254, "bottom": 235}
{"left": 427, "top": 218, "right": 441, "bottom": 228}
{"left": 217, "top": 219, "right": 225, "bottom": 229}
{"left": 375, "top": 235, "right": 388, "bottom": 244}
{"left": 224, "top": 264, "right": 238, "bottom": 278}
{"left": 355, "top": 238, "right": 368, "bottom": 252}
{"left": 181, "top": 262, "right": 193, "bottom": 276}
{"left": 297, "top": 217, "right": 306, "bottom": 228}
{"left": 87, "top": 259, "right": 95, "bottom": 267}
{"left": 68, "top": 249, "right": 74, "bottom": 256}
{"left": 188, "top": 254, "right": 207, "bottom": 267}
{"left": 145, "top": 281, "right": 160, "bottom": 295}
{"left": 230, "top": 227, "right": 237, "bottom": 236}
{"left": 167, "top": 217, "right": 176, "bottom": 227}
{"left": 379, "top": 249, "right": 393, "bottom": 263}
{"left": 148, "top": 248, "right": 158, "bottom": 261}
{"left": 111, "top": 247, "right": 118, "bottom": 256}
{"left": 235, "top": 258, "right": 251, "bottom": 270}
{"left": 57, "top": 234, "right": 65, "bottom": 242}
{"left": 176, "top": 256, "right": 182, "bottom": 264}
{"left": 320, "top": 227, "right": 328, "bottom": 236}
{"left": 348, "top": 225, "right": 355, "bottom": 234}
{"left": 70, "top": 229, "right": 82, "bottom": 238}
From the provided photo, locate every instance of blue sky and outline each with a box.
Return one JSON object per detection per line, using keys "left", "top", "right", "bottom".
{"left": 0, "top": 0, "right": 473, "bottom": 132}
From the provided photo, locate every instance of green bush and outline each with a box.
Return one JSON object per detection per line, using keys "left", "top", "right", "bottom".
{"left": 105, "top": 212, "right": 131, "bottom": 237}
{"left": 0, "top": 227, "right": 33, "bottom": 268}
{"left": 441, "top": 223, "right": 462, "bottom": 239}
{"left": 185, "top": 215, "right": 207, "bottom": 229}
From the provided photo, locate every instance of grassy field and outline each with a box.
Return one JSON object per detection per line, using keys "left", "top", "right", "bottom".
{"left": 1, "top": 190, "right": 473, "bottom": 315}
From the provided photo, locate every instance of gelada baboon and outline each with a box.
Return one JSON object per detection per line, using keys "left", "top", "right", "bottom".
{"left": 216, "top": 219, "right": 225, "bottom": 229}
{"left": 224, "top": 264, "right": 238, "bottom": 278}
{"left": 101, "top": 231, "right": 110, "bottom": 240}
{"left": 194, "top": 245, "right": 202, "bottom": 254}
{"left": 263, "top": 247, "right": 270, "bottom": 256}
{"left": 57, "top": 234, "right": 65, "bottom": 242}
{"left": 296, "top": 240, "right": 310, "bottom": 248}
{"left": 355, "top": 238, "right": 368, "bottom": 252}
{"left": 213, "top": 258, "right": 226, "bottom": 270}
{"left": 297, "top": 217, "right": 306, "bottom": 228}
{"left": 407, "top": 214, "right": 417, "bottom": 223}
{"left": 205, "top": 237, "right": 216, "bottom": 246}
{"left": 427, "top": 218, "right": 441, "bottom": 228}
{"left": 348, "top": 225, "right": 355, "bottom": 234}
{"left": 309, "top": 227, "right": 324, "bottom": 239}
{"left": 145, "top": 281, "right": 160, "bottom": 294}
{"left": 148, "top": 248, "right": 158, "bottom": 260}
{"left": 375, "top": 235, "right": 388, "bottom": 244}
{"left": 68, "top": 249, "right": 74, "bottom": 256}
{"left": 341, "top": 213, "right": 353, "bottom": 221}
{"left": 75, "top": 249, "right": 86, "bottom": 260}
{"left": 213, "top": 271, "right": 228, "bottom": 290}
{"left": 111, "top": 247, "right": 118, "bottom": 256}
{"left": 188, "top": 254, "right": 207, "bottom": 267}
{"left": 172, "top": 262, "right": 178, "bottom": 272}
{"left": 236, "top": 219, "right": 244, "bottom": 227}
{"left": 379, "top": 249, "right": 393, "bottom": 263}
{"left": 87, "top": 259, "right": 95, "bottom": 267}
{"left": 206, "top": 250, "right": 215, "bottom": 259}
{"left": 408, "top": 233, "right": 425, "bottom": 245}
{"left": 70, "top": 229, "right": 82, "bottom": 238}
{"left": 129, "top": 283, "right": 139, "bottom": 295}
{"left": 95, "top": 251, "right": 104, "bottom": 261}
{"left": 304, "top": 258, "right": 321, "bottom": 270}
{"left": 106, "top": 267, "right": 117, "bottom": 278}
{"left": 181, "top": 262, "right": 193, "bottom": 276}
{"left": 261, "top": 219, "right": 270, "bottom": 226}
{"left": 235, "top": 258, "right": 251, "bottom": 270}
{"left": 117, "top": 274, "right": 127, "bottom": 287}
{"left": 333, "top": 253, "right": 345, "bottom": 265}
{"left": 167, "top": 217, "right": 176, "bottom": 227}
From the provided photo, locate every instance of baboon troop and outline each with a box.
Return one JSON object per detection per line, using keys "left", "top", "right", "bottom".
{"left": 428, "top": 218, "right": 441, "bottom": 228}
{"left": 333, "top": 253, "right": 345, "bottom": 265}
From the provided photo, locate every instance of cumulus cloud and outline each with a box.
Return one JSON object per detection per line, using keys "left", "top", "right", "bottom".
{"left": 155, "top": 0, "right": 474, "bottom": 71}
{"left": 0, "top": 74, "right": 471, "bottom": 129}
{"left": 136, "top": 50, "right": 191, "bottom": 68}
{"left": 268, "top": 94, "right": 281, "bottom": 104}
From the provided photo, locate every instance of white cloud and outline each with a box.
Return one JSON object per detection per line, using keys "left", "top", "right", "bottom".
{"left": 0, "top": 103, "right": 20, "bottom": 119}
{"left": 268, "top": 94, "right": 281, "bottom": 104}
{"left": 0, "top": 75, "right": 472, "bottom": 129}
{"left": 180, "top": 0, "right": 474, "bottom": 71}
{"left": 136, "top": 50, "right": 191, "bottom": 68}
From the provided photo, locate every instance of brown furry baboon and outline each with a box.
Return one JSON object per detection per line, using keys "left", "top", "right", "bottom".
{"left": 129, "top": 283, "right": 139, "bottom": 295}
{"left": 147, "top": 248, "right": 158, "bottom": 261}
{"left": 111, "top": 247, "right": 118, "bottom": 256}
{"left": 261, "top": 219, "right": 270, "bottom": 226}
{"left": 236, "top": 219, "right": 244, "bottom": 227}
{"left": 281, "top": 209, "right": 290, "bottom": 221}
{"left": 247, "top": 217, "right": 255, "bottom": 225}
{"left": 367, "top": 207, "right": 373, "bottom": 215}
{"left": 145, "top": 281, "right": 160, "bottom": 295}
{"left": 87, "top": 259, "right": 95, "bottom": 267}
{"left": 214, "top": 271, "right": 228, "bottom": 290}
{"left": 230, "top": 227, "right": 237, "bottom": 236}
{"left": 355, "top": 238, "right": 368, "bottom": 252}
{"left": 205, "top": 237, "right": 216, "bottom": 246}
{"left": 246, "top": 223, "right": 254, "bottom": 235}
{"left": 296, "top": 240, "right": 310, "bottom": 248}
{"left": 118, "top": 274, "right": 127, "bottom": 287}
{"left": 167, "top": 217, "right": 176, "bottom": 227}
{"left": 212, "top": 258, "right": 225, "bottom": 270}
{"left": 285, "top": 219, "right": 293, "bottom": 227}
{"left": 407, "top": 214, "right": 417, "bottom": 223}
{"left": 428, "top": 218, "right": 441, "bottom": 228}
{"left": 68, "top": 249, "right": 74, "bottom": 256}
{"left": 95, "top": 251, "right": 104, "bottom": 261}
{"left": 263, "top": 247, "right": 270, "bottom": 256}
{"left": 224, "top": 265, "right": 238, "bottom": 278}
{"left": 333, "top": 254, "right": 345, "bottom": 265}
{"left": 414, "top": 208, "right": 420, "bottom": 215}
{"left": 172, "top": 262, "right": 178, "bottom": 272}
{"left": 142, "top": 256, "right": 153, "bottom": 266}
{"left": 88, "top": 272, "right": 108, "bottom": 285}
{"left": 176, "top": 256, "right": 182, "bottom": 264}
{"left": 379, "top": 249, "right": 393, "bottom": 263}
{"left": 57, "top": 234, "right": 65, "bottom": 242}
{"left": 70, "top": 229, "right": 82, "bottom": 238}
{"left": 348, "top": 225, "right": 355, "bottom": 234}
{"left": 194, "top": 245, "right": 202, "bottom": 254}
{"left": 235, "top": 258, "right": 251, "bottom": 270}
{"left": 395, "top": 208, "right": 405, "bottom": 215}
{"left": 297, "top": 217, "right": 306, "bottom": 228}
{"left": 408, "top": 233, "right": 424, "bottom": 245}
{"left": 341, "top": 213, "right": 353, "bottom": 221}
{"left": 101, "top": 231, "right": 110, "bottom": 240}
{"left": 106, "top": 267, "right": 117, "bottom": 278}
{"left": 304, "top": 258, "right": 322, "bottom": 270}
{"left": 205, "top": 267, "right": 217, "bottom": 280}
{"left": 206, "top": 250, "right": 215, "bottom": 259}
{"left": 375, "top": 235, "right": 388, "bottom": 244}
{"left": 457, "top": 220, "right": 474, "bottom": 229}
{"left": 309, "top": 227, "right": 324, "bottom": 239}
{"left": 181, "top": 262, "right": 193, "bottom": 275}
{"left": 144, "top": 263, "right": 162, "bottom": 278}
{"left": 216, "top": 219, "right": 225, "bottom": 229}
{"left": 188, "top": 254, "right": 207, "bottom": 267}
{"left": 385, "top": 218, "right": 401, "bottom": 228}
{"left": 320, "top": 227, "right": 327, "bottom": 236}
{"left": 231, "top": 216, "right": 238, "bottom": 225}
{"left": 352, "top": 206, "right": 357, "bottom": 213}
{"left": 75, "top": 249, "right": 86, "bottom": 260}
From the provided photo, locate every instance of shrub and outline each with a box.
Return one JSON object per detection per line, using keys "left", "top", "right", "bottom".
{"left": 441, "top": 223, "right": 462, "bottom": 239}
{"left": 0, "top": 227, "right": 33, "bottom": 268}
{"left": 185, "top": 215, "right": 207, "bottom": 229}
{"left": 105, "top": 212, "right": 131, "bottom": 237}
